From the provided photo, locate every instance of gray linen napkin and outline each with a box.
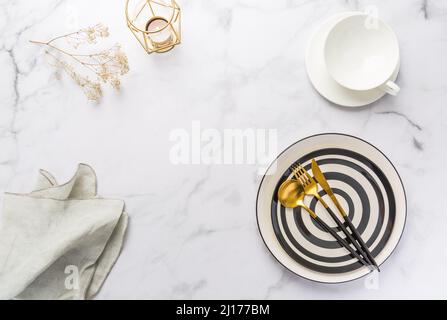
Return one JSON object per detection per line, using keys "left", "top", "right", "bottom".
{"left": 0, "top": 164, "right": 128, "bottom": 300}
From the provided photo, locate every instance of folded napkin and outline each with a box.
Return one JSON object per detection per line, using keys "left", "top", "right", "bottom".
{"left": 0, "top": 164, "right": 128, "bottom": 300}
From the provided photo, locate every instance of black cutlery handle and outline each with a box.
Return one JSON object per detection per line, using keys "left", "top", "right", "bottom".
{"left": 344, "top": 216, "right": 380, "bottom": 270}
{"left": 314, "top": 216, "right": 369, "bottom": 267}
{"left": 324, "top": 206, "right": 374, "bottom": 267}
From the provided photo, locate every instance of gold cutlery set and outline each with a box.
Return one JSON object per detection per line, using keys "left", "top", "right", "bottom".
{"left": 278, "top": 159, "right": 379, "bottom": 270}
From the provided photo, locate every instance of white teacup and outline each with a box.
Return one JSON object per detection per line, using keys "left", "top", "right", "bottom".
{"left": 324, "top": 14, "right": 400, "bottom": 95}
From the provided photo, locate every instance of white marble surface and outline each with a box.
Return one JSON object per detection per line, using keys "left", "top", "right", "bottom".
{"left": 1, "top": 0, "right": 447, "bottom": 299}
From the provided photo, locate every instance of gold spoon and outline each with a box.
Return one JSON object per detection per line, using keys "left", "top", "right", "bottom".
{"left": 277, "top": 179, "right": 369, "bottom": 267}
{"left": 278, "top": 180, "right": 316, "bottom": 213}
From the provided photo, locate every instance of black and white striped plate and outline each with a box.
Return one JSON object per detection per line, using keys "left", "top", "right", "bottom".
{"left": 256, "top": 134, "right": 406, "bottom": 283}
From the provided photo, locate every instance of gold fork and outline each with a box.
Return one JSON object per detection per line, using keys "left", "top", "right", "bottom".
{"left": 291, "top": 163, "right": 376, "bottom": 269}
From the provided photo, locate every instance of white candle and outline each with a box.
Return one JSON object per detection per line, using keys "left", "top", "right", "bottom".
{"left": 146, "top": 17, "right": 173, "bottom": 47}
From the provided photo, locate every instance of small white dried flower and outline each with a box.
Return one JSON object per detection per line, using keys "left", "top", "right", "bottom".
{"left": 96, "top": 24, "right": 110, "bottom": 38}
{"left": 83, "top": 80, "right": 103, "bottom": 101}
{"left": 110, "top": 77, "right": 121, "bottom": 90}
{"left": 84, "top": 23, "right": 109, "bottom": 43}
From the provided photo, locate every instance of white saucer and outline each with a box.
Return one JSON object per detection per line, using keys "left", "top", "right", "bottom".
{"left": 305, "top": 12, "right": 400, "bottom": 108}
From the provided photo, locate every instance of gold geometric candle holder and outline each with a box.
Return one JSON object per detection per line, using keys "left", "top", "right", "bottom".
{"left": 125, "top": 0, "right": 181, "bottom": 54}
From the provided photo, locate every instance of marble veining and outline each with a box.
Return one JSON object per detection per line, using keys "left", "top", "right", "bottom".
{"left": 1, "top": 0, "right": 447, "bottom": 299}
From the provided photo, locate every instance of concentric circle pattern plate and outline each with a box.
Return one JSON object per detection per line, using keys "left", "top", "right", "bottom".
{"left": 256, "top": 134, "right": 406, "bottom": 283}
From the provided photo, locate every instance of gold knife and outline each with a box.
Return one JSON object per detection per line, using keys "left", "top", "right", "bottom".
{"left": 311, "top": 159, "right": 379, "bottom": 270}
{"left": 311, "top": 160, "right": 347, "bottom": 217}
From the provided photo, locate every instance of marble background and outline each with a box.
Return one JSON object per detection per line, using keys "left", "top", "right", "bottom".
{"left": 1, "top": 0, "right": 446, "bottom": 299}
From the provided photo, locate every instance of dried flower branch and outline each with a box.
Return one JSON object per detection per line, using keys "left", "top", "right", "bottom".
{"left": 30, "top": 24, "right": 129, "bottom": 102}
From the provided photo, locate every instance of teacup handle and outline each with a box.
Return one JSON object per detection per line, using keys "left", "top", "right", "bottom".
{"left": 382, "top": 81, "right": 400, "bottom": 96}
